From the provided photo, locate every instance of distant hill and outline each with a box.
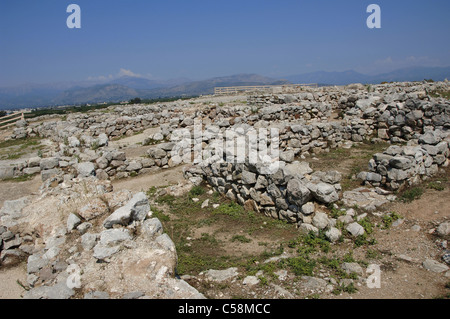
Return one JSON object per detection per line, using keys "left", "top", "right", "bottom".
{"left": 109, "top": 76, "right": 192, "bottom": 90}
{"left": 284, "top": 70, "right": 369, "bottom": 86}
{"left": 370, "top": 66, "right": 450, "bottom": 83}
{"left": 140, "top": 73, "right": 290, "bottom": 98}
{"left": 1, "top": 67, "right": 449, "bottom": 110}
{"left": 53, "top": 84, "right": 140, "bottom": 105}
{"left": 284, "top": 66, "right": 450, "bottom": 86}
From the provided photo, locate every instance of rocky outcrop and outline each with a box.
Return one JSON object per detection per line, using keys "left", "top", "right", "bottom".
{"left": 0, "top": 177, "right": 204, "bottom": 299}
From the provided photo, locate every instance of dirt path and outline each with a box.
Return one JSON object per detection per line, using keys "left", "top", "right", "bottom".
{"left": 0, "top": 265, "right": 28, "bottom": 299}
{"left": 112, "top": 165, "right": 187, "bottom": 193}
{"left": 340, "top": 187, "right": 450, "bottom": 299}
{"left": 0, "top": 175, "right": 42, "bottom": 207}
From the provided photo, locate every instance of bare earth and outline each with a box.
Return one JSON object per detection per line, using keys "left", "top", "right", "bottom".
{"left": 112, "top": 165, "right": 187, "bottom": 193}
{"left": 0, "top": 174, "right": 41, "bottom": 208}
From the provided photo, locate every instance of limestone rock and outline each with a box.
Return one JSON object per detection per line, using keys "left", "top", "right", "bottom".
{"left": 346, "top": 222, "right": 365, "bottom": 237}
{"left": 103, "top": 192, "right": 150, "bottom": 228}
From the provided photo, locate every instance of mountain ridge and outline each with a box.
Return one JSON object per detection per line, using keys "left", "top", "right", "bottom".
{"left": 1, "top": 66, "right": 449, "bottom": 109}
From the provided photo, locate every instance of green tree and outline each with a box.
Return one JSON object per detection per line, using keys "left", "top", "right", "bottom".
{"left": 129, "top": 97, "right": 142, "bottom": 104}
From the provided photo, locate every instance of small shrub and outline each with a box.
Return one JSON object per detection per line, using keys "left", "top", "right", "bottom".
{"left": 189, "top": 185, "right": 205, "bottom": 197}
{"left": 400, "top": 187, "right": 423, "bottom": 202}
{"left": 382, "top": 211, "right": 402, "bottom": 229}
{"left": 343, "top": 251, "right": 355, "bottom": 263}
{"left": 358, "top": 217, "right": 374, "bottom": 235}
{"left": 333, "top": 282, "right": 358, "bottom": 295}
{"left": 91, "top": 141, "right": 100, "bottom": 150}
{"left": 366, "top": 249, "right": 380, "bottom": 260}
{"left": 354, "top": 233, "right": 377, "bottom": 247}
{"left": 258, "top": 276, "right": 269, "bottom": 286}
{"left": 329, "top": 206, "right": 346, "bottom": 219}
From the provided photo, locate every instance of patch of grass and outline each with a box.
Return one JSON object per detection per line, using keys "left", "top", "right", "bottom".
{"left": 343, "top": 251, "right": 355, "bottom": 263}
{"left": 199, "top": 233, "right": 220, "bottom": 245}
{"left": 354, "top": 233, "right": 377, "bottom": 247}
{"left": 0, "top": 137, "right": 44, "bottom": 160}
{"left": 176, "top": 254, "right": 238, "bottom": 276}
{"left": 149, "top": 188, "right": 298, "bottom": 280}
{"left": 318, "top": 256, "right": 341, "bottom": 270}
{"left": 429, "top": 90, "right": 450, "bottom": 100}
{"left": 156, "top": 194, "right": 176, "bottom": 206}
{"left": 151, "top": 207, "right": 170, "bottom": 222}
{"left": 329, "top": 206, "right": 346, "bottom": 219}
{"left": 146, "top": 186, "right": 159, "bottom": 197}
{"left": 231, "top": 235, "right": 252, "bottom": 243}
{"left": 129, "top": 171, "right": 137, "bottom": 177}
{"left": 318, "top": 252, "right": 364, "bottom": 281}
{"left": 288, "top": 231, "right": 331, "bottom": 256}
{"left": 258, "top": 276, "right": 269, "bottom": 286}
{"left": 6, "top": 153, "right": 23, "bottom": 160}
{"left": 212, "top": 202, "right": 246, "bottom": 219}
{"left": 366, "top": 249, "right": 381, "bottom": 260}
{"left": 381, "top": 211, "right": 403, "bottom": 229}
{"left": 1, "top": 174, "right": 35, "bottom": 182}
{"left": 90, "top": 141, "right": 100, "bottom": 150}
{"left": 358, "top": 217, "right": 374, "bottom": 235}
{"left": 189, "top": 185, "right": 206, "bottom": 197}
{"left": 332, "top": 282, "right": 358, "bottom": 295}
{"left": 399, "top": 187, "right": 423, "bottom": 203}
{"left": 283, "top": 256, "right": 316, "bottom": 277}
{"left": 427, "top": 181, "right": 445, "bottom": 191}
{"left": 0, "top": 137, "right": 41, "bottom": 149}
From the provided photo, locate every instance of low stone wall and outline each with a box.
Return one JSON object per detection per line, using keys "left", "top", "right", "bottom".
{"left": 358, "top": 130, "right": 450, "bottom": 190}
{"left": 184, "top": 158, "right": 342, "bottom": 225}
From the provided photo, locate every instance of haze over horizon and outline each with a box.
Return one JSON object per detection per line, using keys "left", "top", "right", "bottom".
{"left": 1, "top": 0, "right": 450, "bottom": 88}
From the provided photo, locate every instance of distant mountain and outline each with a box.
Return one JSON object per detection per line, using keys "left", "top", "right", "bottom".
{"left": 284, "top": 70, "right": 369, "bottom": 86}
{"left": 141, "top": 73, "right": 290, "bottom": 98}
{"left": 109, "top": 76, "right": 192, "bottom": 90}
{"left": 285, "top": 66, "right": 450, "bottom": 86}
{"left": 1, "top": 67, "right": 449, "bottom": 110}
{"left": 369, "top": 66, "right": 450, "bottom": 83}
{"left": 53, "top": 84, "right": 139, "bottom": 105}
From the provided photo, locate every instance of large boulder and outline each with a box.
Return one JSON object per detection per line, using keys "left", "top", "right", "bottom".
{"left": 309, "top": 182, "right": 339, "bottom": 204}
{"left": 103, "top": 192, "right": 150, "bottom": 228}
{"left": 40, "top": 157, "right": 59, "bottom": 170}
{"left": 77, "top": 162, "right": 96, "bottom": 177}
{"left": 286, "top": 178, "right": 312, "bottom": 207}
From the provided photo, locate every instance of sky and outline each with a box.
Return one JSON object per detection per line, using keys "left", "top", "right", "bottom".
{"left": 0, "top": 0, "right": 449, "bottom": 87}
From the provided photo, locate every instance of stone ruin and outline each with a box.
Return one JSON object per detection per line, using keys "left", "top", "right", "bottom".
{"left": 0, "top": 80, "right": 449, "bottom": 298}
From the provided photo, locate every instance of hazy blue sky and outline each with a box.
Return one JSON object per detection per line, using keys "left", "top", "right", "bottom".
{"left": 1, "top": 0, "right": 449, "bottom": 86}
